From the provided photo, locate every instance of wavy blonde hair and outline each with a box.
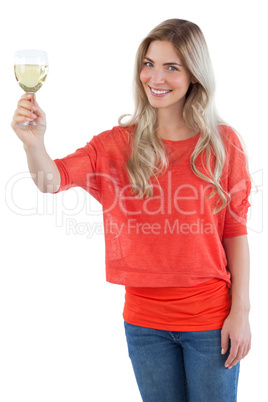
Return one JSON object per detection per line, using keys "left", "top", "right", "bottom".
{"left": 119, "top": 18, "right": 251, "bottom": 214}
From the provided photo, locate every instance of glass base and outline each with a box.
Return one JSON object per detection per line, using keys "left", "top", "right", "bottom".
{"left": 15, "top": 121, "right": 46, "bottom": 128}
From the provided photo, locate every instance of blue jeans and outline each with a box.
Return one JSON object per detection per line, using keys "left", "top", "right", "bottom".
{"left": 124, "top": 321, "right": 240, "bottom": 402}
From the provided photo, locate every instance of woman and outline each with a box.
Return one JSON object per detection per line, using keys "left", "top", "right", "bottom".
{"left": 11, "top": 19, "right": 251, "bottom": 402}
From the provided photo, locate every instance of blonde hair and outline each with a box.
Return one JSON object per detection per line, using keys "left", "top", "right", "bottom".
{"left": 119, "top": 18, "right": 251, "bottom": 214}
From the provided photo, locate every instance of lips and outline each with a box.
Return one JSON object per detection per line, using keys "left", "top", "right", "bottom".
{"left": 149, "top": 86, "right": 172, "bottom": 97}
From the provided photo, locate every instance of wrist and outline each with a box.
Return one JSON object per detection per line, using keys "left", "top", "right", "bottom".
{"left": 23, "top": 139, "right": 45, "bottom": 153}
{"left": 230, "top": 300, "right": 251, "bottom": 314}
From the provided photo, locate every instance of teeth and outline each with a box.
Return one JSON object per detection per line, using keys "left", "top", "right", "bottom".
{"left": 151, "top": 88, "right": 170, "bottom": 94}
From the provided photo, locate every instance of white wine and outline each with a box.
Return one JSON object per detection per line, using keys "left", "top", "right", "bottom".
{"left": 14, "top": 64, "right": 48, "bottom": 93}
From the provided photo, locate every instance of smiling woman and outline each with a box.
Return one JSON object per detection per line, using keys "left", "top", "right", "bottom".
{"left": 119, "top": 19, "right": 249, "bottom": 209}
{"left": 11, "top": 17, "right": 252, "bottom": 402}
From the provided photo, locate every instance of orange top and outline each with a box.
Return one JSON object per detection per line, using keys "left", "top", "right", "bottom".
{"left": 54, "top": 124, "right": 251, "bottom": 288}
{"left": 123, "top": 278, "right": 231, "bottom": 331}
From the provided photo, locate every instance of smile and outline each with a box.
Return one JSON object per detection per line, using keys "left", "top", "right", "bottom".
{"left": 149, "top": 86, "right": 172, "bottom": 96}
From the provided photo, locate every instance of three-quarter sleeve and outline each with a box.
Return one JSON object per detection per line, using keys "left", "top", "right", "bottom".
{"left": 53, "top": 137, "right": 101, "bottom": 203}
{"left": 222, "top": 131, "right": 251, "bottom": 239}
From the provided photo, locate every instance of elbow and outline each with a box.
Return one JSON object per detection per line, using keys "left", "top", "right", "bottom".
{"left": 37, "top": 183, "right": 60, "bottom": 194}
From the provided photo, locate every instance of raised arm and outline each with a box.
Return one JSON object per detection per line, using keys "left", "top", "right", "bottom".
{"left": 11, "top": 93, "right": 60, "bottom": 193}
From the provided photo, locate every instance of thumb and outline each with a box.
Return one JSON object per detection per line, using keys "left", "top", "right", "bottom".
{"left": 221, "top": 329, "right": 230, "bottom": 355}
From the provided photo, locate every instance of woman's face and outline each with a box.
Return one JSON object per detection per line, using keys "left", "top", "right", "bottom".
{"left": 140, "top": 40, "right": 192, "bottom": 112}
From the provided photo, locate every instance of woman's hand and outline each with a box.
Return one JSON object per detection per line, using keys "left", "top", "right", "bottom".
{"left": 221, "top": 308, "right": 251, "bottom": 369}
{"left": 11, "top": 93, "right": 46, "bottom": 148}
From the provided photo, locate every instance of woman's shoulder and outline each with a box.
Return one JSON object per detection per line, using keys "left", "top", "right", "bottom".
{"left": 218, "top": 124, "right": 248, "bottom": 169}
{"left": 94, "top": 125, "right": 134, "bottom": 142}
{"left": 218, "top": 124, "right": 237, "bottom": 140}
{"left": 91, "top": 125, "right": 134, "bottom": 158}
{"left": 218, "top": 124, "right": 245, "bottom": 151}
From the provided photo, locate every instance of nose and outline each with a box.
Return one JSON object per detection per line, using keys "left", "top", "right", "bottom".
{"left": 150, "top": 67, "right": 165, "bottom": 84}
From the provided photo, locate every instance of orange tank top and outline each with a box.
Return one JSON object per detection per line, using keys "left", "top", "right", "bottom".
{"left": 123, "top": 278, "right": 231, "bottom": 331}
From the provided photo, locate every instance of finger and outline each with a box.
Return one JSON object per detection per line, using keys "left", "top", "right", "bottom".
{"left": 19, "top": 94, "right": 40, "bottom": 114}
{"left": 12, "top": 109, "right": 37, "bottom": 127}
{"left": 32, "top": 97, "right": 45, "bottom": 117}
{"left": 221, "top": 330, "right": 229, "bottom": 355}
{"left": 242, "top": 342, "right": 251, "bottom": 359}
{"left": 21, "top": 93, "right": 34, "bottom": 100}
{"left": 11, "top": 114, "right": 32, "bottom": 128}
{"left": 15, "top": 112, "right": 35, "bottom": 123}
{"left": 224, "top": 342, "right": 239, "bottom": 368}
{"left": 17, "top": 99, "right": 37, "bottom": 112}
{"left": 227, "top": 357, "right": 240, "bottom": 369}
{"left": 16, "top": 107, "right": 37, "bottom": 120}
{"left": 227, "top": 345, "right": 244, "bottom": 369}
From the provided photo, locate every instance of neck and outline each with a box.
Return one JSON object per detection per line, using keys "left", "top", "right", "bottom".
{"left": 156, "top": 104, "right": 196, "bottom": 141}
{"left": 156, "top": 103, "right": 185, "bottom": 131}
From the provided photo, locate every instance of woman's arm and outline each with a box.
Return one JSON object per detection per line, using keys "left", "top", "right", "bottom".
{"left": 223, "top": 234, "right": 250, "bottom": 310}
{"left": 23, "top": 142, "right": 61, "bottom": 193}
{"left": 221, "top": 234, "right": 251, "bottom": 369}
{"left": 11, "top": 93, "right": 61, "bottom": 193}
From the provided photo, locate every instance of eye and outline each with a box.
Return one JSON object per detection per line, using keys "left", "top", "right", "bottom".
{"left": 168, "top": 66, "right": 179, "bottom": 71}
{"left": 143, "top": 62, "right": 153, "bottom": 67}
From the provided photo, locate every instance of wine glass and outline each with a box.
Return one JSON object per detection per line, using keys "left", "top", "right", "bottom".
{"left": 14, "top": 49, "right": 49, "bottom": 127}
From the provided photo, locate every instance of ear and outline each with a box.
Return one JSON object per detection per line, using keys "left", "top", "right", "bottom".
{"left": 190, "top": 74, "right": 198, "bottom": 84}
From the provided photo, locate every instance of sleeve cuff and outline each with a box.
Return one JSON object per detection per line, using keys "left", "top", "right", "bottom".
{"left": 53, "top": 159, "right": 72, "bottom": 193}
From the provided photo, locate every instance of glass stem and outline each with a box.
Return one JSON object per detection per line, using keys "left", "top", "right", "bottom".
{"left": 29, "top": 92, "right": 34, "bottom": 107}
{"left": 29, "top": 92, "right": 35, "bottom": 122}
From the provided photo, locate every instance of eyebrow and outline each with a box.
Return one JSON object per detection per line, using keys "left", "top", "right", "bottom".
{"left": 144, "top": 56, "right": 182, "bottom": 67}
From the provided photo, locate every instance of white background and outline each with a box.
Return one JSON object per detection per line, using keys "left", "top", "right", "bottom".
{"left": 1, "top": 0, "right": 267, "bottom": 400}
